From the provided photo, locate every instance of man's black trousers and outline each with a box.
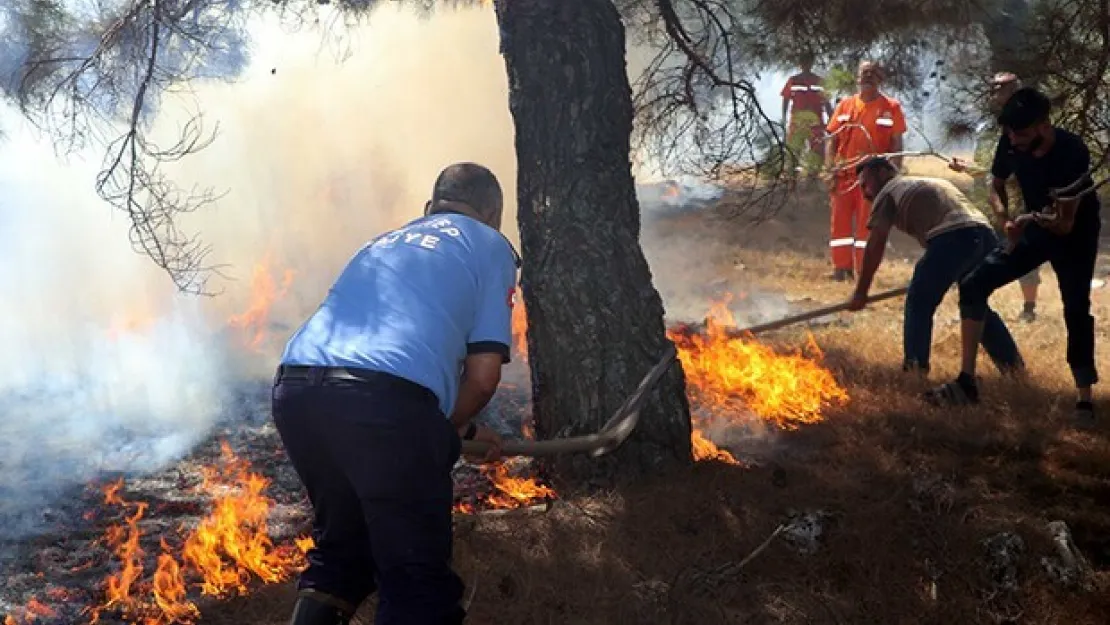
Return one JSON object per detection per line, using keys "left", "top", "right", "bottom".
{"left": 959, "top": 210, "right": 1101, "bottom": 387}
{"left": 272, "top": 366, "right": 465, "bottom": 625}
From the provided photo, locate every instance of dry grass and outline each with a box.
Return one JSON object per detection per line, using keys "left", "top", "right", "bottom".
{"left": 204, "top": 157, "right": 1110, "bottom": 624}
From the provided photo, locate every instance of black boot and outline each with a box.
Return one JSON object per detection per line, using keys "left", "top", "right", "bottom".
{"left": 289, "top": 591, "right": 355, "bottom": 625}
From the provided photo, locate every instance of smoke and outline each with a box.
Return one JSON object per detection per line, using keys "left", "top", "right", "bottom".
{"left": 0, "top": 2, "right": 780, "bottom": 538}
{"left": 164, "top": 5, "right": 518, "bottom": 308}
{"left": 0, "top": 4, "right": 521, "bottom": 538}
{"left": 0, "top": 108, "right": 231, "bottom": 538}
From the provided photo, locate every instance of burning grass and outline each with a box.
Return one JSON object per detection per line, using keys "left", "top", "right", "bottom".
{"left": 5, "top": 157, "right": 1109, "bottom": 623}
{"left": 667, "top": 296, "right": 849, "bottom": 463}
{"left": 2, "top": 284, "right": 856, "bottom": 624}
{"left": 80, "top": 443, "right": 305, "bottom": 625}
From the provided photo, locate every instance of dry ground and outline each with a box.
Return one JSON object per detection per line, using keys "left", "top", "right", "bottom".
{"left": 206, "top": 158, "right": 1110, "bottom": 624}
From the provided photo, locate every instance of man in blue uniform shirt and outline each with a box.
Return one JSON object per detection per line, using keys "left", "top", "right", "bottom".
{"left": 273, "top": 162, "right": 518, "bottom": 625}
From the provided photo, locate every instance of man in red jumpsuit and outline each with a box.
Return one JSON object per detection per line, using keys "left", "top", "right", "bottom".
{"left": 780, "top": 52, "right": 833, "bottom": 172}
{"left": 824, "top": 60, "right": 907, "bottom": 281}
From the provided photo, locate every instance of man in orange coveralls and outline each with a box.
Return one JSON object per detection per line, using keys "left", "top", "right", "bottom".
{"left": 780, "top": 52, "right": 833, "bottom": 170}
{"left": 824, "top": 60, "right": 907, "bottom": 281}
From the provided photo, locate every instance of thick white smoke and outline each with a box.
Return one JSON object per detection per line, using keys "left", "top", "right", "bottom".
{"left": 0, "top": 3, "right": 532, "bottom": 539}
{"left": 0, "top": 2, "right": 788, "bottom": 538}
{"left": 0, "top": 109, "right": 231, "bottom": 538}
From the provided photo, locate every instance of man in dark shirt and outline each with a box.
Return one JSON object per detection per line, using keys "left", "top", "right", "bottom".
{"left": 926, "top": 88, "right": 1101, "bottom": 425}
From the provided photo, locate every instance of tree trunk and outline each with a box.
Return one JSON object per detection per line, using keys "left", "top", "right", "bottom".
{"left": 494, "top": 0, "right": 693, "bottom": 486}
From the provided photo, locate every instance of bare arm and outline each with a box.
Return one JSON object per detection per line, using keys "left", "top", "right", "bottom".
{"left": 853, "top": 222, "right": 891, "bottom": 298}
{"left": 989, "top": 176, "right": 1010, "bottom": 222}
{"left": 450, "top": 352, "right": 503, "bottom": 430}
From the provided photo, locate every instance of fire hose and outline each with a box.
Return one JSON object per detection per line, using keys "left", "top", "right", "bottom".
{"left": 460, "top": 342, "right": 678, "bottom": 459}
{"left": 463, "top": 287, "right": 907, "bottom": 459}
{"left": 1004, "top": 169, "right": 1110, "bottom": 251}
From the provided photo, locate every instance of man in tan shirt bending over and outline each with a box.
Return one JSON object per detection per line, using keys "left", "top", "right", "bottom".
{"left": 846, "top": 156, "right": 1024, "bottom": 376}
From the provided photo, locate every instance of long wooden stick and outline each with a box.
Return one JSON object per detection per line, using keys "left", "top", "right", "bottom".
{"left": 675, "top": 286, "right": 909, "bottom": 339}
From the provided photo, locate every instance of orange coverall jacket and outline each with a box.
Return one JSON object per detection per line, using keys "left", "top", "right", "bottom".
{"left": 824, "top": 93, "right": 907, "bottom": 270}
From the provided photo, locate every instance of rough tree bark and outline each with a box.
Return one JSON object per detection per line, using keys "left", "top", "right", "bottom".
{"left": 494, "top": 0, "right": 693, "bottom": 486}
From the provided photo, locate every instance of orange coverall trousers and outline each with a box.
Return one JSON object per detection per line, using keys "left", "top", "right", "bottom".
{"left": 829, "top": 178, "right": 871, "bottom": 271}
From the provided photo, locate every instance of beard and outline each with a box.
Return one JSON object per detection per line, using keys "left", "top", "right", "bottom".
{"left": 1015, "top": 135, "right": 1044, "bottom": 153}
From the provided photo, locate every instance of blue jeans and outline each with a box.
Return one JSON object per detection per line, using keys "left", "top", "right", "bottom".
{"left": 905, "top": 226, "right": 1022, "bottom": 372}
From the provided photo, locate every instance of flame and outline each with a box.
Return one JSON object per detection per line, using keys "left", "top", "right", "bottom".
{"left": 87, "top": 481, "right": 200, "bottom": 625}
{"left": 483, "top": 463, "right": 556, "bottom": 508}
{"left": 181, "top": 442, "right": 303, "bottom": 597}
{"left": 83, "top": 443, "right": 305, "bottom": 625}
{"left": 691, "top": 429, "right": 739, "bottom": 464}
{"left": 667, "top": 295, "right": 848, "bottom": 462}
{"left": 453, "top": 461, "right": 556, "bottom": 513}
{"left": 226, "top": 255, "right": 294, "bottom": 351}
{"left": 151, "top": 545, "right": 198, "bottom": 624}
{"left": 294, "top": 535, "right": 314, "bottom": 556}
{"left": 668, "top": 297, "right": 848, "bottom": 429}
{"left": 452, "top": 501, "right": 476, "bottom": 514}
{"left": 91, "top": 480, "right": 149, "bottom": 622}
{"left": 511, "top": 288, "right": 528, "bottom": 361}
{"left": 3, "top": 597, "right": 56, "bottom": 625}
{"left": 499, "top": 292, "right": 846, "bottom": 466}
{"left": 519, "top": 416, "right": 535, "bottom": 441}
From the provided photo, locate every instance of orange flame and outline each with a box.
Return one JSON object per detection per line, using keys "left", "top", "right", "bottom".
{"left": 452, "top": 461, "right": 556, "bottom": 513}
{"left": 668, "top": 297, "right": 848, "bottom": 430}
{"left": 87, "top": 481, "right": 200, "bottom": 625}
{"left": 84, "top": 443, "right": 305, "bottom": 625}
{"left": 181, "top": 442, "right": 303, "bottom": 597}
{"left": 483, "top": 463, "right": 556, "bottom": 508}
{"left": 151, "top": 545, "right": 198, "bottom": 624}
{"left": 227, "top": 255, "right": 294, "bottom": 351}
{"left": 294, "top": 535, "right": 314, "bottom": 556}
{"left": 93, "top": 480, "right": 148, "bottom": 622}
{"left": 667, "top": 295, "right": 848, "bottom": 463}
{"left": 511, "top": 288, "right": 528, "bottom": 361}
{"left": 691, "top": 429, "right": 739, "bottom": 464}
{"left": 3, "top": 597, "right": 56, "bottom": 625}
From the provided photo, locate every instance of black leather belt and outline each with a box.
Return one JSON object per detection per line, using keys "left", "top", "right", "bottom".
{"left": 275, "top": 365, "right": 437, "bottom": 405}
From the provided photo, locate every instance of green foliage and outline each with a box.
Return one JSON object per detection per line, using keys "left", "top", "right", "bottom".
{"left": 822, "top": 67, "right": 856, "bottom": 102}
{"left": 754, "top": 110, "right": 824, "bottom": 181}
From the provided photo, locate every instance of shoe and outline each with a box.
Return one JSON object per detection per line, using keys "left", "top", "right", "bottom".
{"left": 831, "top": 268, "right": 854, "bottom": 282}
{"left": 1074, "top": 401, "right": 1096, "bottom": 429}
{"left": 923, "top": 373, "right": 980, "bottom": 406}
{"left": 290, "top": 592, "right": 355, "bottom": 625}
